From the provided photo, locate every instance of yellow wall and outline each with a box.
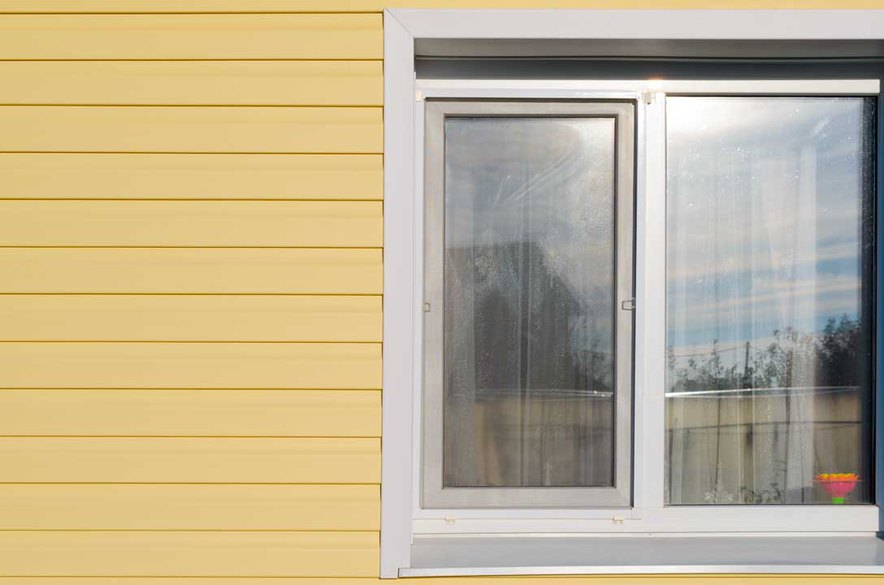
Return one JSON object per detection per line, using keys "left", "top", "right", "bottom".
{"left": 0, "top": 2, "right": 882, "bottom": 584}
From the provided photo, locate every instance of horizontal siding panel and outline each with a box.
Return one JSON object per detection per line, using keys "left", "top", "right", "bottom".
{"left": 0, "top": 437, "right": 379, "bottom": 483}
{"left": 0, "top": 343, "right": 381, "bottom": 389}
{"left": 0, "top": 580, "right": 868, "bottom": 585}
{"left": 0, "top": 578, "right": 733, "bottom": 585}
{"left": 0, "top": 249, "right": 382, "bottom": 294}
{"left": 0, "top": 389, "right": 381, "bottom": 437}
{"left": 0, "top": 531, "right": 377, "bottom": 577}
{"left": 0, "top": 61, "right": 382, "bottom": 106}
{"left": 0, "top": 14, "right": 381, "bottom": 59}
{"left": 0, "top": 484, "right": 378, "bottom": 530}
{"left": 0, "top": 201, "right": 382, "bottom": 247}
{"left": 0, "top": 0, "right": 863, "bottom": 10}
{"left": 0, "top": 295, "right": 381, "bottom": 342}
{"left": 0, "top": 106, "right": 381, "bottom": 154}
{"left": 0, "top": 153, "right": 383, "bottom": 200}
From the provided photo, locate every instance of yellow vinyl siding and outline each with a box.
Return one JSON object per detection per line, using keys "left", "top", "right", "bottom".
{"left": 0, "top": 580, "right": 883, "bottom": 585}
{"left": 0, "top": 61, "right": 382, "bottom": 106}
{"left": 0, "top": 295, "right": 381, "bottom": 341}
{"left": 0, "top": 0, "right": 881, "bottom": 9}
{"left": 0, "top": 9, "right": 382, "bottom": 576}
{"left": 0, "top": 390, "right": 381, "bottom": 436}
{"left": 0, "top": 343, "right": 381, "bottom": 389}
{"left": 0, "top": 437, "right": 380, "bottom": 483}
{"left": 0, "top": 3, "right": 875, "bottom": 585}
{"left": 0, "top": 201, "right": 382, "bottom": 247}
{"left": 0, "top": 484, "right": 380, "bottom": 530}
{"left": 0, "top": 14, "right": 382, "bottom": 59}
{"left": 0, "top": 532, "right": 379, "bottom": 577}
{"left": 0, "top": 248, "right": 382, "bottom": 293}
{"left": 0, "top": 153, "right": 383, "bottom": 200}
{"left": 0, "top": 107, "right": 382, "bottom": 153}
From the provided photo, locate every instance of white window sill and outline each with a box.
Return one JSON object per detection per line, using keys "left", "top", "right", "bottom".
{"left": 401, "top": 535, "right": 884, "bottom": 576}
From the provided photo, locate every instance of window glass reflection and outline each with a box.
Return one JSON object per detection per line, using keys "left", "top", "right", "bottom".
{"left": 666, "top": 97, "right": 875, "bottom": 505}
{"left": 443, "top": 117, "right": 617, "bottom": 488}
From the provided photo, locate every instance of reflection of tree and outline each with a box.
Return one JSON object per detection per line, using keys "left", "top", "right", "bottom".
{"left": 669, "top": 315, "right": 861, "bottom": 392}
{"left": 667, "top": 315, "right": 867, "bottom": 506}
{"left": 448, "top": 240, "right": 613, "bottom": 398}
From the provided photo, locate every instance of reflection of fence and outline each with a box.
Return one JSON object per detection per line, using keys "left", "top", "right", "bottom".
{"left": 478, "top": 387, "right": 614, "bottom": 398}
{"left": 666, "top": 386, "right": 866, "bottom": 505}
{"left": 666, "top": 385, "right": 858, "bottom": 398}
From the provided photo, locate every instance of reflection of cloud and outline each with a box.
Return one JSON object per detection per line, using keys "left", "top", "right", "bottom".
{"left": 671, "top": 205, "right": 859, "bottom": 249}
{"left": 669, "top": 293, "right": 859, "bottom": 349}
{"left": 667, "top": 96, "right": 872, "bottom": 349}
{"left": 676, "top": 274, "right": 859, "bottom": 316}
{"left": 669, "top": 267, "right": 861, "bottom": 339}
{"left": 668, "top": 238, "right": 860, "bottom": 281}
{"left": 667, "top": 96, "right": 867, "bottom": 146}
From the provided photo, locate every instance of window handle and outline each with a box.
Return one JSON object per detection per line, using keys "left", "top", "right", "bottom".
{"left": 621, "top": 298, "right": 636, "bottom": 311}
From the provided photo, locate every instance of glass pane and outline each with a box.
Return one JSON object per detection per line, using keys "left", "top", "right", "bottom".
{"left": 443, "top": 117, "right": 617, "bottom": 488}
{"left": 666, "top": 97, "right": 875, "bottom": 505}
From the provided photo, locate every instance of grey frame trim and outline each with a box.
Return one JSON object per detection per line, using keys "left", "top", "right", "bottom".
{"left": 415, "top": 39, "right": 884, "bottom": 59}
{"left": 382, "top": 8, "right": 884, "bottom": 578}
{"left": 421, "top": 100, "right": 635, "bottom": 509}
{"left": 404, "top": 566, "right": 884, "bottom": 577}
{"left": 393, "top": 9, "right": 884, "bottom": 42}
{"left": 381, "top": 10, "right": 416, "bottom": 578}
{"left": 404, "top": 535, "right": 884, "bottom": 576}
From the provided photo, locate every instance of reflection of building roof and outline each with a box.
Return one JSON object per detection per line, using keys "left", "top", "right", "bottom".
{"left": 447, "top": 240, "right": 580, "bottom": 316}
{"left": 446, "top": 241, "right": 610, "bottom": 396}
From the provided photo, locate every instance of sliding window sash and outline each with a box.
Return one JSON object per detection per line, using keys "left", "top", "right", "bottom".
{"left": 421, "top": 100, "right": 636, "bottom": 508}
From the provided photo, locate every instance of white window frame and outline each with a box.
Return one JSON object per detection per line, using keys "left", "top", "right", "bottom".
{"left": 382, "top": 9, "right": 884, "bottom": 578}
{"left": 421, "top": 99, "right": 636, "bottom": 510}
{"left": 411, "top": 77, "right": 879, "bottom": 533}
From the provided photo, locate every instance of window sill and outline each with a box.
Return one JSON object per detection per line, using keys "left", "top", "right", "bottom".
{"left": 401, "top": 535, "right": 884, "bottom": 576}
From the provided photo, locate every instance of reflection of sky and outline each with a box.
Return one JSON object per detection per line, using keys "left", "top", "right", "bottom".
{"left": 666, "top": 97, "right": 873, "bottom": 364}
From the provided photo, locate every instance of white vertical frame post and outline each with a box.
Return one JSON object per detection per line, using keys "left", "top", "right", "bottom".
{"left": 381, "top": 10, "right": 416, "bottom": 579}
{"left": 641, "top": 91, "right": 668, "bottom": 510}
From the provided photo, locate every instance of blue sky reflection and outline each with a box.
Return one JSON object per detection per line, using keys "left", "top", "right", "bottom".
{"left": 666, "top": 96, "right": 873, "bottom": 380}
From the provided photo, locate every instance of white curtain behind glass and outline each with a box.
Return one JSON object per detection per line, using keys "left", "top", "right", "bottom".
{"left": 443, "top": 117, "right": 617, "bottom": 488}
{"left": 666, "top": 97, "right": 874, "bottom": 505}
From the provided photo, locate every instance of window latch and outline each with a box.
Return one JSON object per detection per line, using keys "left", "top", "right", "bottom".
{"left": 621, "top": 298, "right": 636, "bottom": 311}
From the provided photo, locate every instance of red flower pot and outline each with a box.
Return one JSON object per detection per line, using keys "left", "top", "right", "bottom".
{"left": 815, "top": 473, "right": 859, "bottom": 504}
